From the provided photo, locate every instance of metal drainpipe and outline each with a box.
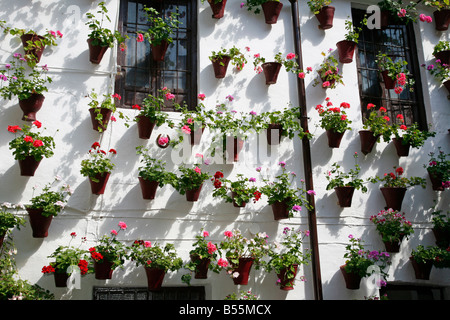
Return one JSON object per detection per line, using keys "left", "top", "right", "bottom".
{"left": 288, "top": 0, "right": 323, "bottom": 300}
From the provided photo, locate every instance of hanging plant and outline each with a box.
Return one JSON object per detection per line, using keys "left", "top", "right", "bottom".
{"left": 313, "top": 50, "right": 343, "bottom": 89}
{"left": 424, "top": 148, "right": 450, "bottom": 191}
{"left": 315, "top": 98, "right": 352, "bottom": 148}
{"left": 86, "top": 89, "right": 122, "bottom": 132}
{"left": 336, "top": 18, "right": 367, "bottom": 64}
{"left": 209, "top": 46, "right": 249, "bottom": 78}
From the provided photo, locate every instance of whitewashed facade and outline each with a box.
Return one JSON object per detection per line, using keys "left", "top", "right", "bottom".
{"left": 0, "top": 0, "right": 448, "bottom": 300}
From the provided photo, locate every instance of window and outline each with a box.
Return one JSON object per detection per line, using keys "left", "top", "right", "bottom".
{"left": 352, "top": 8, "right": 428, "bottom": 129}
{"left": 93, "top": 286, "right": 206, "bottom": 300}
{"left": 115, "top": 0, "right": 197, "bottom": 110}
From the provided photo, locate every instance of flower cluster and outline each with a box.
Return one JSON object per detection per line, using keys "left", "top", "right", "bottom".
{"left": 209, "top": 46, "right": 249, "bottom": 71}
{"left": 424, "top": 147, "right": 450, "bottom": 189}
{"left": 370, "top": 208, "right": 414, "bottom": 243}
{"left": 368, "top": 166, "right": 427, "bottom": 189}
{"left": 362, "top": 103, "right": 392, "bottom": 142}
{"left": 325, "top": 152, "right": 367, "bottom": 192}
{"left": 343, "top": 235, "right": 391, "bottom": 279}
{"left": 375, "top": 52, "right": 414, "bottom": 93}
{"left": 314, "top": 51, "right": 343, "bottom": 89}
{"left": 211, "top": 172, "right": 261, "bottom": 206}
{"left": 253, "top": 52, "right": 312, "bottom": 78}
{"left": 80, "top": 142, "right": 116, "bottom": 181}
{"left": 315, "top": 98, "right": 352, "bottom": 134}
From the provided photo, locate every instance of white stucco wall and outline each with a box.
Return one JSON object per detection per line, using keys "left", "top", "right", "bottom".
{"left": 0, "top": 0, "right": 448, "bottom": 300}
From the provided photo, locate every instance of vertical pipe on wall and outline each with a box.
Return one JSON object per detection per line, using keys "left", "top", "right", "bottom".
{"left": 288, "top": 0, "right": 323, "bottom": 300}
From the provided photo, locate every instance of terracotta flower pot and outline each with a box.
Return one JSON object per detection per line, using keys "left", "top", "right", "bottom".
{"left": 380, "top": 187, "right": 407, "bottom": 211}
{"left": 18, "top": 156, "right": 41, "bottom": 176}
{"left": 151, "top": 40, "right": 169, "bottom": 61}
{"left": 87, "top": 38, "right": 109, "bottom": 64}
{"left": 89, "top": 172, "right": 111, "bottom": 195}
{"left": 359, "top": 130, "right": 379, "bottom": 155}
{"left": 271, "top": 200, "right": 290, "bottom": 220}
{"left": 336, "top": 40, "right": 357, "bottom": 64}
{"left": 211, "top": 55, "right": 231, "bottom": 78}
{"left": 434, "top": 50, "right": 450, "bottom": 67}
{"left": 231, "top": 191, "right": 246, "bottom": 208}
{"left": 334, "top": 186, "right": 355, "bottom": 207}
{"left": 186, "top": 184, "right": 203, "bottom": 202}
{"left": 26, "top": 208, "right": 53, "bottom": 238}
{"left": 19, "top": 93, "right": 45, "bottom": 121}
{"left": 54, "top": 272, "right": 69, "bottom": 287}
{"left": 139, "top": 177, "right": 159, "bottom": 200}
{"left": 144, "top": 267, "right": 166, "bottom": 291}
{"left": 229, "top": 257, "right": 254, "bottom": 285}
{"left": 381, "top": 70, "right": 396, "bottom": 89}
{"left": 340, "top": 265, "right": 362, "bottom": 290}
{"left": 393, "top": 137, "right": 410, "bottom": 157}
{"left": 190, "top": 254, "right": 211, "bottom": 279}
{"left": 266, "top": 123, "right": 283, "bottom": 145}
{"left": 444, "top": 80, "right": 450, "bottom": 95}
{"left": 225, "top": 136, "right": 244, "bottom": 162}
{"left": 261, "top": 1, "right": 283, "bottom": 24}
{"left": 93, "top": 260, "right": 114, "bottom": 280}
{"left": 315, "top": 6, "right": 335, "bottom": 29}
{"left": 89, "top": 107, "right": 112, "bottom": 132}
{"left": 432, "top": 226, "right": 450, "bottom": 248}
{"left": 208, "top": 0, "right": 227, "bottom": 19}
{"left": 20, "top": 34, "right": 45, "bottom": 63}
{"left": 277, "top": 264, "right": 298, "bottom": 290}
{"left": 427, "top": 169, "right": 445, "bottom": 191}
{"left": 136, "top": 115, "right": 156, "bottom": 139}
{"left": 326, "top": 129, "right": 345, "bottom": 148}
{"left": 382, "top": 234, "right": 404, "bottom": 253}
{"left": 410, "top": 257, "right": 433, "bottom": 280}
{"left": 433, "top": 9, "right": 450, "bottom": 31}
{"left": 190, "top": 127, "right": 205, "bottom": 145}
{"left": 262, "top": 62, "right": 282, "bottom": 84}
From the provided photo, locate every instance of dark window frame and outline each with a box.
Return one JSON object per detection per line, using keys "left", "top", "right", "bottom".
{"left": 115, "top": 0, "right": 197, "bottom": 111}
{"left": 352, "top": 8, "right": 428, "bottom": 130}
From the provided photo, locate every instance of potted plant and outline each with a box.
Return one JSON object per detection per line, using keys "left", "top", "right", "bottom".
{"left": 42, "top": 232, "right": 90, "bottom": 287}
{"left": 391, "top": 121, "right": 436, "bottom": 157}
{"left": 0, "top": 54, "right": 52, "bottom": 121}
{"left": 325, "top": 152, "right": 368, "bottom": 207}
{"left": 424, "top": 0, "right": 450, "bottom": 30}
{"left": 307, "top": 0, "right": 335, "bottom": 29}
{"left": 340, "top": 235, "right": 390, "bottom": 289}
{"left": 313, "top": 50, "right": 344, "bottom": 89}
{"left": 336, "top": 18, "right": 367, "bottom": 64}
{"left": 172, "top": 164, "right": 211, "bottom": 201}
{"left": 208, "top": 105, "right": 255, "bottom": 161}
{"left": 422, "top": 59, "right": 450, "bottom": 95}
{"left": 375, "top": 53, "right": 414, "bottom": 93}
{"left": 259, "top": 106, "right": 311, "bottom": 145}
{"left": 258, "top": 162, "right": 314, "bottom": 220}
{"left": 201, "top": 0, "right": 228, "bottom": 19}
{"left": 225, "top": 290, "right": 259, "bottom": 300}
{"left": 315, "top": 98, "right": 352, "bottom": 148}
{"left": 129, "top": 240, "right": 183, "bottom": 291}
{"left": 86, "top": 89, "right": 121, "bottom": 132}
{"left": 170, "top": 100, "right": 215, "bottom": 146}
{"left": 129, "top": 88, "right": 172, "bottom": 139}
{"left": 181, "top": 228, "right": 222, "bottom": 285}
{"left": 433, "top": 41, "right": 450, "bottom": 67}
{"left": 86, "top": 1, "right": 128, "bottom": 64}
{"left": 80, "top": 142, "right": 116, "bottom": 195}
{"left": 211, "top": 172, "right": 261, "bottom": 207}
{"left": 264, "top": 227, "right": 311, "bottom": 290}
{"left": 0, "top": 203, "right": 25, "bottom": 249}
{"left": 8, "top": 122, "right": 56, "bottom": 176}
{"left": 136, "top": 146, "right": 176, "bottom": 200}
{"left": 409, "top": 245, "right": 436, "bottom": 279}
{"left": 0, "top": 22, "right": 62, "bottom": 67}
{"left": 424, "top": 147, "right": 450, "bottom": 191}
{"left": 219, "top": 229, "right": 271, "bottom": 285}
{"left": 370, "top": 208, "right": 414, "bottom": 252}
{"left": 429, "top": 204, "right": 450, "bottom": 248}
{"left": 359, "top": 103, "right": 392, "bottom": 155}
{"left": 377, "top": 0, "right": 419, "bottom": 26}
{"left": 253, "top": 52, "right": 310, "bottom": 84}
{"left": 26, "top": 177, "right": 73, "bottom": 238}
{"left": 139, "top": 6, "right": 181, "bottom": 61}
{"left": 243, "top": 0, "right": 283, "bottom": 24}
{"left": 209, "top": 46, "right": 248, "bottom": 78}
{"left": 88, "top": 221, "right": 128, "bottom": 280}
{"left": 368, "top": 166, "right": 427, "bottom": 210}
